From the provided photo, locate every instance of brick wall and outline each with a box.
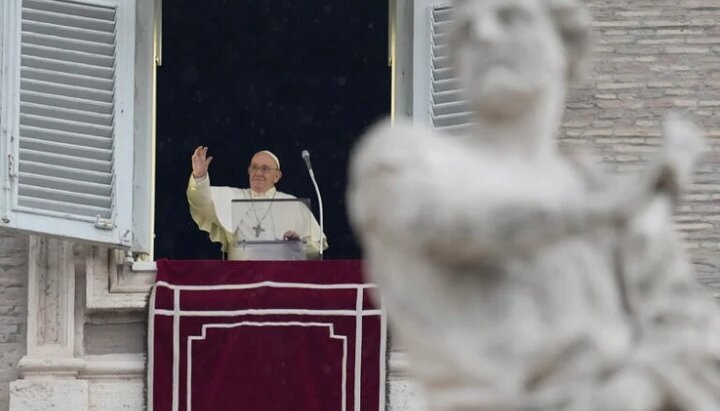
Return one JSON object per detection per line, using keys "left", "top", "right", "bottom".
{"left": 561, "top": 0, "right": 720, "bottom": 291}
{"left": 0, "top": 233, "right": 27, "bottom": 411}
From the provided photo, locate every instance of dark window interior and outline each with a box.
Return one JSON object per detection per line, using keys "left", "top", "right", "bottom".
{"left": 155, "top": 0, "right": 390, "bottom": 259}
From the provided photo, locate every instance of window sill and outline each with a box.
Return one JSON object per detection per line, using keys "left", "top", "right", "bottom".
{"left": 85, "top": 250, "right": 156, "bottom": 312}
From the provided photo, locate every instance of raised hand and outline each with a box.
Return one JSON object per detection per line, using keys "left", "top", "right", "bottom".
{"left": 191, "top": 146, "right": 213, "bottom": 178}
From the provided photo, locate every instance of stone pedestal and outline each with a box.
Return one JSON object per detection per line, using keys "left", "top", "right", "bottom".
{"left": 9, "top": 236, "right": 88, "bottom": 410}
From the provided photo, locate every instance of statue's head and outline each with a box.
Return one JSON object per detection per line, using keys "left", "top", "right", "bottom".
{"left": 448, "top": 0, "right": 591, "bottom": 120}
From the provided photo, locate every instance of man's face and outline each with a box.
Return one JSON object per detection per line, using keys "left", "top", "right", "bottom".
{"left": 248, "top": 152, "right": 281, "bottom": 193}
{"left": 449, "top": 0, "right": 566, "bottom": 118}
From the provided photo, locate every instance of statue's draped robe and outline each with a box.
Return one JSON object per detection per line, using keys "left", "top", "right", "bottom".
{"left": 349, "top": 120, "right": 720, "bottom": 410}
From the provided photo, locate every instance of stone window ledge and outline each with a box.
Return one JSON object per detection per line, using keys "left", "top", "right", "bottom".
{"left": 85, "top": 249, "right": 156, "bottom": 312}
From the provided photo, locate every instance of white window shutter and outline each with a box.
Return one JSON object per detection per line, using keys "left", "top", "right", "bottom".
{"left": 0, "top": 0, "right": 135, "bottom": 247}
{"left": 412, "top": 0, "right": 472, "bottom": 135}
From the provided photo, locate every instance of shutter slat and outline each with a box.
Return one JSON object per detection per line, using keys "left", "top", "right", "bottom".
{"left": 432, "top": 112, "right": 472, "bottom": 128}
{"left": 17, "top": 196, "right": 111, "bottom": 219}
{"left": 22, "top": 31, "right": 114, "bottom": 56}
{"left": 432, "top": 7, "right": 453, "bottom": 23}
{"left": 432, "top": 101, "right": 470, "bottom": 117}
{"left": 432, "top": 56, "right": 451, "bottom": 70}
{"left": 21, "top": 78, "right": 112, "bottom": 106}
{"left": 432, "top": 78, "right": 459, "bottom": 93}
{"left": 21, "top": 113, "right": 112, "bottom": 138}
{"left": 432, "top": 112, "right": 472, "bottom": 125}
{"left": 435, "top": 123, "right": 474, "bottom": 135}
{"left": 432, "top": 44, "right": 448, "bottom": 58}
{"left": 21, "top": 102, "right": 113, "bottom": 127}
{"left": 432, "top": 33, "right": 447, "bottom": 46}
{"left": 22, "top": 90, "right": 113, "bottom": 115}
{"left": 19, "top": 148, "right": 113, "bottom": 173}
{"left": 432, "top": 67, "right": 454, "bottom": 82}
{"left": 24, "top": 0, "right": 116, "bottom": 21}
{"left": 21, "top": 66, "right": 113, "bottom": 93}
{"left": 20, "top": 161, "right": 113, "bottom": 185}
{"left": 22, "top": 55, "right": 113, "bottom": 80}
{"left": 22, "top": 43, "right": 114, "bottom": 68}
{"left": 432, "top": 20, "right": 452, "bottom": 35}
{"left": 432, "top": 89, "right": 464, "bottom": 105}
{"left": 22, "top": 8, "right": 115, "bottom": 33}
{"left": 19, "top": 172, "right": 112, "bottom": 197}
{"left": 19, "top": 184, "right": 112, "bottom": 209}
{"left": 20, "top": 136, "right": 113, "bottom": 161}
{"left": 21, "top": 20, "right": 114, "bottom": 45}
{"left": 20, "top": 125, "right": 113, "bottom": 150}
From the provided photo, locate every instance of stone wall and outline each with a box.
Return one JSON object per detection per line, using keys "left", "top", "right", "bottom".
{"left": 0, "top": 233, "right": 27, "bottom": 411}
{"left": 561, "top": 0, "right": 720, "bottom": 291}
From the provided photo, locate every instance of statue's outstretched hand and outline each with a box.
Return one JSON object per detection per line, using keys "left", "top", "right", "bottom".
{"left": 595, "top": 115, "right": 706, "bottom": 226}
{"left": 191, "top": 146, "right": 213, "bottom": 178}
{"left": 658, "top": 114, "right": 705, "bottom": 197}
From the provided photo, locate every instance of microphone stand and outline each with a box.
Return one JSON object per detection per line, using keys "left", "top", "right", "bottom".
{"left": 303, "top": 153, "right": 324, "bottom": 260}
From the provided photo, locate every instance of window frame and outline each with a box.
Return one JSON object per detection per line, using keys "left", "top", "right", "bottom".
{"left": 399, "top": 0, "right": 470, "bottom": 134}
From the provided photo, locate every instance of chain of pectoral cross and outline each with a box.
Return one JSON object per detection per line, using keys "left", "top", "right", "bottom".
{"left": 250, "top": 191, "right": 277, "bottom": 237}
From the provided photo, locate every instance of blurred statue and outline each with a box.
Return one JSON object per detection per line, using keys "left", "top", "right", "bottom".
{"left": 348, "top": 0, "right": 720, "bottom": 409}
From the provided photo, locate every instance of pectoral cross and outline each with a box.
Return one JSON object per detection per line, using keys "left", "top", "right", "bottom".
{"left": 252, "top": 223, "right": 264, "bottom": 238}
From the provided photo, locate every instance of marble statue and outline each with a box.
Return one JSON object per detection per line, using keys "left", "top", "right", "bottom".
{"left": 348, "top": 0, "right": 720, "bottom": 409}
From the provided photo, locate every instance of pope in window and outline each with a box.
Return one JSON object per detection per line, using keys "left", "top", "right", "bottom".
{"left": 187, "top": 147, "right": 327, "bottom": 260}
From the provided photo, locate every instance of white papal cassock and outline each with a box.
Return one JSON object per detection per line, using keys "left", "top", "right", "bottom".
{"left": 187, "top": 174, "right": 327, "bottom": 260}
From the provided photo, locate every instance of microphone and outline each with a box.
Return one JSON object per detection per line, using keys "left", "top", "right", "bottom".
{"left": 301, "top": 150, "right": 324, "bottom": 259}
{"left": 301, "top": 150, "right": 313, "bottom": 172}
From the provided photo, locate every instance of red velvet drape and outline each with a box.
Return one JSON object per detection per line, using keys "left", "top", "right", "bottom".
{"left": 149, "top": 259, "right": 385, "bottom": 411}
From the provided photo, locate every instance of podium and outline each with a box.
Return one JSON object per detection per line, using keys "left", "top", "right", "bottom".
{"left": 229, "top": 198, "right": 319, "bottom": 261}
{"left": 233, "top": 239, "right": 306, "bottom": 260}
